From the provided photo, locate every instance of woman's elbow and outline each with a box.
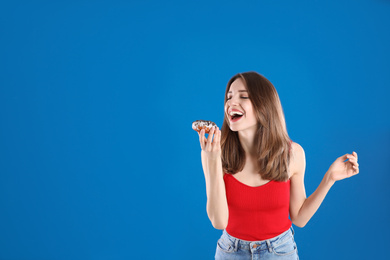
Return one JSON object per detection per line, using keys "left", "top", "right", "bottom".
{"left": 207, "top": 208, "right": 228, "bottom": 230}
{"left": 293, "top": 222, "right": 306, "bottom": 228}
{"left": 212, "top": 222, "right": 227, "bottom": 230}
{"left": 210, "top": 218, "right": 228, "bottom": 230}
{"left": 292, "top": 218, "right": 307, "bottom": 228}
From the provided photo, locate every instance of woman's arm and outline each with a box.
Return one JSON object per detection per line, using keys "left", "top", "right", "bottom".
{"left": 199, "top": 127, "right": 229, "bottom": 230}
{"left": 289, "top": 143, "right": 359, "bottom": 227}
{"left": 202, "top": 152, "right": 229, "bottom": 230}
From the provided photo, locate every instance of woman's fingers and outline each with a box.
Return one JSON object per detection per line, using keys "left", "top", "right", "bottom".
{"left": 198, "top": 129, "right": 206, "bottom": 150}
{"left": 347, "top": 156, "right": 358, "bottom": 165}
{"left": 206, "top": 127, "right": 215, "bottom": 148}
{"left": 346, "top": 152, "right": 359, "bottom": 175}
{"left": 214, "top": 127, "right": 221, "bottom": 146}
{"left": 198, "top": 126, "right": 221, "bottom": 152}
{"left": 347, "top": 154, "right": 359, "bottom": 167}
{"left": 202, "top": 129, "right": 207, "bottom": 147}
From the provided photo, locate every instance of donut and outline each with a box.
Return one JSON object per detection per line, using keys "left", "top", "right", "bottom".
{"left": 192, "top": 120, "right": 217, "bottom": 134}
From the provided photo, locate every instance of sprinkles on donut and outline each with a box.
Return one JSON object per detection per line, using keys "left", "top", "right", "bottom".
{"left": 192, "top": 120, "right": 217, "bottom": 134}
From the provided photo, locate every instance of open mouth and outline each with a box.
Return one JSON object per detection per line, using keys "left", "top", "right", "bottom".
{"left": 227, "top": 109, "right": 245, "bottom": 123}
{"left": 229, "top": 113, "right": 244, "bottom": 122}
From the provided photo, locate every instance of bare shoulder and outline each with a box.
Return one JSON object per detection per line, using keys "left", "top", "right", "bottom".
{"left": 289, "top": 141, "right": 306, "bottom": 178}
{"left": 291, "top": 141, "right": 305, "bottom": 157}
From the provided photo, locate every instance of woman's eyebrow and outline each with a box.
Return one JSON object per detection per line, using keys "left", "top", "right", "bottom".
{"left": 228, "top": 90, "right": 248, "bottom": 93}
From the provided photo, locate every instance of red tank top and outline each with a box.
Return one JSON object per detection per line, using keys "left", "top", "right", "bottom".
{"left": 224, "top": 173, "right": 292, "bottom": 241}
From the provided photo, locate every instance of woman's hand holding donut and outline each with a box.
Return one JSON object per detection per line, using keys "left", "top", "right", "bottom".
{"left": 198, "top": 126, "right": 221, "bottom": 160}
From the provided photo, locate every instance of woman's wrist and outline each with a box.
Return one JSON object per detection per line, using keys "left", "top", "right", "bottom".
{"left": 206, "top": 157, "right": 224, "bottom": 177}
{"left": 204, "top": 153, "right": 222, "bottom": 162}
{"left": 324, "top": 171, "right": 336, "bottom": 187}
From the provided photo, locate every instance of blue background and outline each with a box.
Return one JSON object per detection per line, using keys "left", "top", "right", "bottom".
{"left": 1, "top": 0, "right": 389, "bottom": 259}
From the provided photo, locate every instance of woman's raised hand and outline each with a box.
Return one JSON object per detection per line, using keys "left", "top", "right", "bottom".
{"left": 327, "top": 151, "right": 359, "bottom": 182}
{"left": 198, "top": 126, "right": 221, "bottom": 160}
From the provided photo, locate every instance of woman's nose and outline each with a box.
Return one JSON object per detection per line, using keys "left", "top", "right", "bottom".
{"left": 227, "top": 97, "right": 239, "bottom": 105}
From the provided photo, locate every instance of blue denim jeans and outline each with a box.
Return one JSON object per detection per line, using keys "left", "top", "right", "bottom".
{"left": 215, "top": 226, "right": 299, "bottom": 260}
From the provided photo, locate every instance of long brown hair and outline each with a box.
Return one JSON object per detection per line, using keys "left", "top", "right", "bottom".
{"left": 221, "top": 71, "right": 292, "bottom": 182}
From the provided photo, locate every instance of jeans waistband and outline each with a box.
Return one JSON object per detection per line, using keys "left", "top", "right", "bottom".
{"left": 222, "top": 226, "right": 295, "bottom": 252}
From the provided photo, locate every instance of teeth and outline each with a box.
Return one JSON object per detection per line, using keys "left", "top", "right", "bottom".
{"left": 229, "top": 111, "right": 243, "bottom": 116}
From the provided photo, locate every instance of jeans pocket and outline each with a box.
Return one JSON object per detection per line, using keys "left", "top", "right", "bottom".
{"left": 217, "top": 237, "right": 235, "bottom": 253}
{"left": 272, "top": 236, "right": 297, "bottom": 256}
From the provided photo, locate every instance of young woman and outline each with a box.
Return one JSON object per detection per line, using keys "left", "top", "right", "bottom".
{"left": 197, "top": 71, "right": 359, "bottom": 260}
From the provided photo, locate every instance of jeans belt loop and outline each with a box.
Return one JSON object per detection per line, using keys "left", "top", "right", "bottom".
{"left": 266, "top": 240, "right": 272, "bottom": 253}
{"left": 234, "top": 239, "right": 239, "bottom": 252}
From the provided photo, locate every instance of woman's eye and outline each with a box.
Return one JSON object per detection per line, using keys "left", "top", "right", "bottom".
{"left": 227, "top": 97, "right": 249, "bottom": 100}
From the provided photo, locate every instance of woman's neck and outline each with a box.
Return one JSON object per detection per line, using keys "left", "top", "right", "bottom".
{"left": 238, "top": 127, "right": 258, "bottom": 158}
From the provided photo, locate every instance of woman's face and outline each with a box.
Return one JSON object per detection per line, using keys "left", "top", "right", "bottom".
{"left": 224, "top": 78, "right": 258, "bottom": 132}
